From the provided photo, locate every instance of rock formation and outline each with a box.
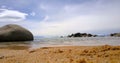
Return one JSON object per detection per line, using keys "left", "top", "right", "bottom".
{"left": 0, "top": 24, "right": 33, "bottom": 42}
{"left": 110, "top": 33, "right": 120, "bottom": 37}
{"left": 67, "top": 33, "right": 97, "bottom": 37}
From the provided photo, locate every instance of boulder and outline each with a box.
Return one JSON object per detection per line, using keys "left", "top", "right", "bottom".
{"left": 0, "top": 24, "right": 33, "bottom": 42}
{"left": 110, "top": 33, "right": 120, "bottom": 37}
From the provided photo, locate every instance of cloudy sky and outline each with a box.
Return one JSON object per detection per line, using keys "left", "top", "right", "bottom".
{"left": 0, "top": 0, "right": 120, "bottom": 37}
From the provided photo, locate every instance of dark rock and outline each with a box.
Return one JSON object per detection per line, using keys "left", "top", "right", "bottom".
{"left": 0, "top": 24, "right": 33, "bottom": 42}
{"left": 87, "top": 34, "right": 92, "bottom": 37}
{"left": 81, "top": 33, "right": 87, "bottom": 37}
{"left": 74, "top": 33, "right": 82, "bottom": 37}
{"left": 110, "top": 33, "right": 120, "bottom": 37}
{"left": 67, "top": 32, "right": 95, "bottom": 37}
{"left": 93, "top": 35, "right": 97, "bottom": 37}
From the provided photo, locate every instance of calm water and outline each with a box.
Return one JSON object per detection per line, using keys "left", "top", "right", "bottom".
{"left": 0, "top": 37, "right": 120, "bottom": 49}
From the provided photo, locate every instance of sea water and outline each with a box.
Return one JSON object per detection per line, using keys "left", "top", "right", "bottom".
{"left": 0, "top": 37, "right": 120, "bottom": 49}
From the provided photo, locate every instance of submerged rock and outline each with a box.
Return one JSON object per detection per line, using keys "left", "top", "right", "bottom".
{"left": 0, "top": 24, "right": 33, "bottom": 42}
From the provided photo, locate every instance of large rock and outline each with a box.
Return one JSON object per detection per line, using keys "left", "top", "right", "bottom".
{"left": 110, "top": 33, "right": 120, "bottom": 37}
{"left": 0, "top": 24, "right": 33, "bottom": 42}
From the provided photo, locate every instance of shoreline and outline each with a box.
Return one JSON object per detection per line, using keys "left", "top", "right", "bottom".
{"left": 0, "top": 45, "right": 120, "bottom": 63}
{"left": 0, "top": 44, "right": 119, "bottom": 50}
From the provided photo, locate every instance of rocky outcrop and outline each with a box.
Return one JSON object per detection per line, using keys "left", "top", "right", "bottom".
{"left": 110, "top": 33, "right": 120, "bottom": 37}
{"left": 0, "top": 24, "right": 33, "bottom": 42}
{"left": 67, "top": 33, "right": 97, "bottom": 37}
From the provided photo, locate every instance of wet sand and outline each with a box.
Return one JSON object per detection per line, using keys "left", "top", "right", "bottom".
{"left": 0, "top": 45, "right": 120, "bottom": 63}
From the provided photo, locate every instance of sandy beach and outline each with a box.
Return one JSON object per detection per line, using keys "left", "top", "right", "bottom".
{"left": 0, "top": 45, "right": 120, "bottom": 63}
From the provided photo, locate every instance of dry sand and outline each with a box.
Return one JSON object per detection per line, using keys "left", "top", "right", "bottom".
{"left": 0, "top": 45, "right": 120, "bottom": 63}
